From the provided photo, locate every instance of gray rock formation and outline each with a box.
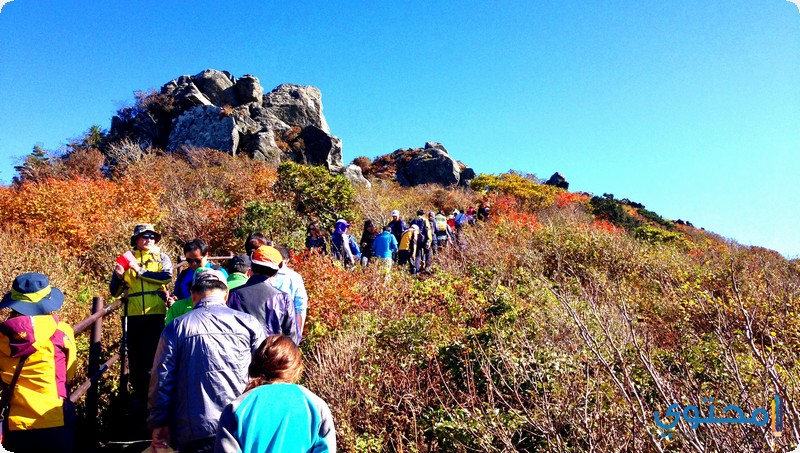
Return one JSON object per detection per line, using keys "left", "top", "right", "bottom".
{"left": 545, "top": 172, "right": 569, "bottom": 190}
{"left": 459, "top": 167, "right": 476, "bottom": 187}
{"left": 234, "top": 75, "right": 263, "bottom": 106}
{"left": 394, "top": 143, "right": 461, "bottom": 187}
{"left": 263, "top": 84, "right": 330, "bottom": 134}
{"left": 109, "top": 68, "right": 343, "bottom": 171}
{"left": 339, "top": 164, "right": 371, "bottom": 188}
{"left": 193, "top": 69, "right": 238, "bottom": 106}
{"left": 296, "top": 126, "right": 343, "bottom": 171}
{"left": 247, "top": 132, "right": 283, "bottom": 166}
{"left": 167, "top": 106, "right": 238, "bottom": 153}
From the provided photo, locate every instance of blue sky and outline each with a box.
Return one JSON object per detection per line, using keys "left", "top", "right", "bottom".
{"left": 1, "top": 1, "right": 798, "bottom": 256}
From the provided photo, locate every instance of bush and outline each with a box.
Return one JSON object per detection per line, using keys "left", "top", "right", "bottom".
{"left": 275, "top": 161, "right": 356, "bottom": 231}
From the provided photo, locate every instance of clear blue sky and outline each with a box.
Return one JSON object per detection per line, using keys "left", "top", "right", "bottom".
{"left": 1, "top": 1, "right": 798, "bottom": 257}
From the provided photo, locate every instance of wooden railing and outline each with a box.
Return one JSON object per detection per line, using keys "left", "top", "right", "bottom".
{"left": 66, "top": 256, "right": 237, "bottom": 449}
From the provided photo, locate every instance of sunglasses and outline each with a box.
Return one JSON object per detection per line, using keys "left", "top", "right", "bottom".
{"left": 140, "top": 233, "right": 156, "bottom": 239}
{"left": 186, "top": 258, "right": 203, "bottom": 264}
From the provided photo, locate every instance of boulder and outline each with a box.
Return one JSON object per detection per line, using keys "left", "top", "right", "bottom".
{"left": 263, "top": 84, "right": 330, "bottom": 134}
{"left": 296, "top": 126, "right": 343, "bottom": 171}
{"left": 340, "top": 164, "right": 371, "bottom": 188}
{"left": 234, "top": 75, "right": 263, "bottom": 106}
{"left": 545, "top": 172, "right": 569, "bottom": 190}
{"left": 459, "top": 167, "right": 476, "bottom": 187}
{"left": 192, "top": 69, "right": 238, "bottom": 106}
{"left": 396, "top": 144, "right": 460, "bottom": 187}
{"left": 167, "top": 105, "right": 238, "bottom": 153}
{"left": 247, "top": 131, "right": 284, "bottom": 166}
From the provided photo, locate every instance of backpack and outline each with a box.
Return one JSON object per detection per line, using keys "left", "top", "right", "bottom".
{"left": 348, "top": 235, "right": 361, "bottom": 258}
{"left": 455, "top": 213, "right": 468, "bottom": 228}
{"left": 435, "top": 214, "right": 447, "bottom": 231}
{"left": 410, "top": 217, "right": 429, "bottom": 244}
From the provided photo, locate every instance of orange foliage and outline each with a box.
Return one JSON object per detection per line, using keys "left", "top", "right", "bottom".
{"left": 555, "top": 191, "right": 589, "bottom": 209}
{"left": 488, "top": 193, "right": 540, "bottom": 229}
{"left": 0, "top": 177, "right": 162, "bottom": 256}
{"left": 293, "top": 254, "right": 365, "bottom": 330}
{"left": 590, "top": 219, "right": 623, "bottom": 234}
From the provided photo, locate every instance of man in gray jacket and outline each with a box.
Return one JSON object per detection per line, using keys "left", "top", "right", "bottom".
{"left": 228, "top": 245, "right": 301, "bottom": 345}
{"left": 148, "top": 269, "right": 265, "bottom": 453}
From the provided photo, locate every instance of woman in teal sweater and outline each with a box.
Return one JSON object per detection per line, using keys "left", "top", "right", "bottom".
{"left": 215, "top": 335, "right": 336, "bottom": 452}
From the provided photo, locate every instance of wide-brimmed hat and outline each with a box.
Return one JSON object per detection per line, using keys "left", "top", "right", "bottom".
{"left": 131, "top": 223, "right": 162, "bottom": 243}
{"left": 0, "top": 273, "right": 65, "bottom": 316}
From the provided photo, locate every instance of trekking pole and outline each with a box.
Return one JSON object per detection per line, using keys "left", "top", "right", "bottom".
{"left": 120, "top": 296, "right": 130, "bottom": 396}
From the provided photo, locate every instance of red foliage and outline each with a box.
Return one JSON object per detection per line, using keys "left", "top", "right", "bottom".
{"left": 555, "top": 191, "right": 590, "bottom": 209}
{"left": 488, "top": 194, "right": 540, "bottom": 229}
{"left": 292, "top": 254, "right": 365, "bottom": 330}
{"left": 590, "top": 219, "right": 623, "bottom": 234}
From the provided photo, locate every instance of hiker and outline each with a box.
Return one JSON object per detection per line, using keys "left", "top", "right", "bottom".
{"left": 398, "top": 224, "right": 419, "bottom": 274}
{"left": 226, "top": 254, "right": 252, "bottom": 290}
{"left": 173, "top": 238, "right": 228, "bottom": 301}
{"left": 410, "top": 210, "right": 433, "bottom": 272}
{"left": 434, "top": 211, "right": 453, "bottom": 250}
{"left": 305, "top": 221, "right": 327, "bottom": 255}
{"left": 330, "top": 219, "right": 356, "bottom": 268}
{"left": 149, "top": 269, "right": 265, "bottom": 453}
{"left": 271, "top": 246, "right": 309, "bottom": 339}
{"left": 359, "top": 220, "right": 378, "bottom": 267}
{"left": 228, "top": 246, "right": 300, "bottom": 345}
{"left": 427, "top": 211, "right": 439, "bottom": 254}
{"left": 372, "top": 226, "right": 398, "bottom": 271}
{"left": 109, "top": 223, "right": 173, "bottom": 417}
{"left": 386, "top": 210, "right": 407, "bottom": 245}
{"left": 244, "top": 232, "right": 269, "bottom": 256}
{"left": 165, "top": 268, "right": 221, "bottom": 325}
{"left": 215, "top": 335, "right": 336, "bottom": 452}
{"left": 477, "top": 203, "right": 491, "bottom": 222}
{"left": 0, "top": 273, "right": 77, "bottom": 453}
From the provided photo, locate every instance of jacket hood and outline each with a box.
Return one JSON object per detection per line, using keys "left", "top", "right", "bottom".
{"left": 0, "top": 314, "right": 59, "bottom": 358}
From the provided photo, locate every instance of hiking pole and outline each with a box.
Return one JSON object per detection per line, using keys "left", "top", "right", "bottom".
{"left": 120, "top": 296, "right": 130, "bottom": 396}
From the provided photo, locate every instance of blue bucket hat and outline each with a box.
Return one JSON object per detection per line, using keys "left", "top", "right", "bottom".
{"left": 0, "top": 273, "right": 65, "bottom": 316}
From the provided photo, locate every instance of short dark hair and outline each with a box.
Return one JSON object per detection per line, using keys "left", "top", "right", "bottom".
{"left": 190, "top": 278, "right": 227, "bottom": 294}
{"left": 245, "top": 232, "right": 268, "bottom": 255}
{"left": 273, "top": 245, "right": 291, "bottom": 262}
{"left": 184, "top": 238, "right": 209, "bottom": 255}
{"left": 251, "top": 262, "right": 279, "bottom": 277}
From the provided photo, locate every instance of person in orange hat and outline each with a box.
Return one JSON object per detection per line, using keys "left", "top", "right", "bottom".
{"left": 228, "top": 246, "right": 300, "bottom": 344}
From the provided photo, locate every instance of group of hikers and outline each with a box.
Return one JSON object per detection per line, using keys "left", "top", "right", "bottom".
{"left": 0, "top": 204, "right": 490, "bottom": 453}
{"left": 315, "top": 206, "right": 489, "bottom": 275}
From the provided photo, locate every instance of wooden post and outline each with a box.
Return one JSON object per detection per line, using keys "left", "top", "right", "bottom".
{"left": 86, "top": 296, "right": 103, "bottom": 451}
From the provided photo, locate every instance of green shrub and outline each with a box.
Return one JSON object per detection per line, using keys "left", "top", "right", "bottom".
{"left": 274, "top": 161, "right": 356, "bottom": 231}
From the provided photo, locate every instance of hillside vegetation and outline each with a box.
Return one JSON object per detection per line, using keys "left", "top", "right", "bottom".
{"left": 1, "top": 145, "right": 798, "bottom": 452}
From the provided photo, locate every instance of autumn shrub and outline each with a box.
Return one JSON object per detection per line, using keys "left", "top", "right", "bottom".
{"left": 470, "top": 172, "right": 560, "bottom": 212}
{"left": 0, "top": 176, "right": 162, "bottom": 259}
{"left": 275, "top": 161, "right": 356, "bottom": 232}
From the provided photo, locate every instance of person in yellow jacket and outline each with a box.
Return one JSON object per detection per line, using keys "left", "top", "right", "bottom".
{"left": 109, "top": 223, "right": 173, "bottom": 423}
{"left": 0, "top": 273, "right": 77, "bottom": 453}
{"left": 398, "top": 225, "right": 419, "bottom": 274}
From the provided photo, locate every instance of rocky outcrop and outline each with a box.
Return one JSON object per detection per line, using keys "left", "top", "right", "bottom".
{"left": 108, "top": 69, "right": 343, "bottom": 170}
{"left": 545, "top": 172, "right": 569, "bottom": 190}
{"left": 339, "top": 164, "right": 371, "bottom": 188}
{"left": 167, "top": 106, "right": 238, "bottom": 153}
{"left": 371, "top": 142, "right": 471, "bottom": 187}
{"left": 263, "top": 84, "right": 330, "bottom": 134}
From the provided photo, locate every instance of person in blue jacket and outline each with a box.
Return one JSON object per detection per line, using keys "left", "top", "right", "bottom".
{"left": 215, "top": 334, "right": 336, "bottom": 453}
{"left": 372, "top": 226, "right": 398, "bottom": 270}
